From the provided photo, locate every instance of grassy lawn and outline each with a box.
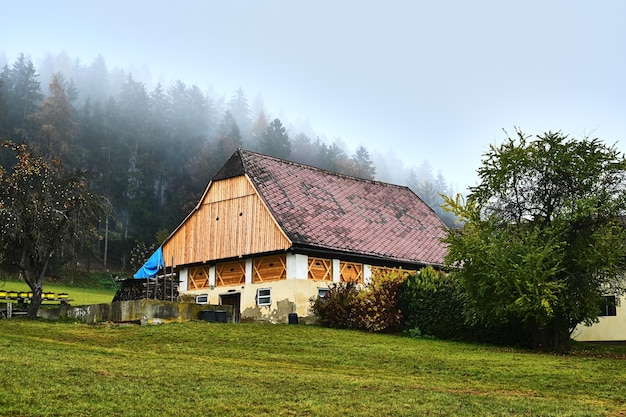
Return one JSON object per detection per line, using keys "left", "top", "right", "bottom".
{"left": 1, "top": 321, "right": 625, "bottom": 416}
{"left": 0, "top": 278, "right": 116, "bottom": 306}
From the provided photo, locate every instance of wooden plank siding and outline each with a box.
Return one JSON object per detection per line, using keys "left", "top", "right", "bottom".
{"left": 253, "top": 255, "right": 287, "bottom": 283}
{"left": 216, "top": 260, "right": 246, "bottom": 286}
{"left": 188, "top": 266, "right": 211, "bottom": 290}
{"left": 340, "top": 261, "right": 363, "bottom": 283}
{"left": 308, "top": 257, "right": 333, "bottom": 281}
{"left": 163, "top": 175, "right": 292, "bottom": 266}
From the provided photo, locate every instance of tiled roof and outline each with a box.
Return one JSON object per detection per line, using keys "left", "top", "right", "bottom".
{"left": 214, "top": 149, "right": 448, "bottom": 267}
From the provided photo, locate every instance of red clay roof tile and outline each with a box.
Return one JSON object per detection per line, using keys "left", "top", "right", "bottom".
{"left": 217, "top": 149, "right": 448, "bottom": 267}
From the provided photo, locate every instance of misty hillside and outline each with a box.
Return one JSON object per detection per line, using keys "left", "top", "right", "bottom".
{"left": 0, "top": 52, "right": 458, "bottom": 272}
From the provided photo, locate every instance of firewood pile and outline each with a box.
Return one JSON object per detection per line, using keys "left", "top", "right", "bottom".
{"left": 113, "top": 278, "right": 179, "bottom": 302}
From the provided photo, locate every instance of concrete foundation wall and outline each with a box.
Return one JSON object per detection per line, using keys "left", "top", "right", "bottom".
{"left": 38, "top": 300, "right": 232, "bottom": 324}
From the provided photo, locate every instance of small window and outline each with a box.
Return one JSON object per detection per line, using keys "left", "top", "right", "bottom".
{"left": 318, "top": 288, "right": 330, "bottom": 299}
{"left": 256, "top": 288, "right": 271, "bottom": 306}
{"left": 195, "top": 294, "right": 209, "bottom": 304}
{"left": 599, "top": 296, "right": 617, "bottom": 317}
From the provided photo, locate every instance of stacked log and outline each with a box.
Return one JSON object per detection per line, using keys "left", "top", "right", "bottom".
{"left": 112, "top": 278, "right": 179, "bottom": 302}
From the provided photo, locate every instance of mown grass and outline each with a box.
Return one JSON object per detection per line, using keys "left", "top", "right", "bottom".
{"left": 0, "top": 278, "right": 116, "bottom": 306}
{"left": 1, "top": 320, "right": 625, "bottom": 416}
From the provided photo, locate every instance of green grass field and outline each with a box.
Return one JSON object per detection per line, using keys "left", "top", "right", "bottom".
{"left": 0, "top": 278, "right": 116, "bottom": 306}
{"left": 1, "top": 320, "right": 625, "bottom": 417}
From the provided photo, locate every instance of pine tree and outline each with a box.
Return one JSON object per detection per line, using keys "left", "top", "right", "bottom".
{"left": 349, "top": 145, "right": 376, "bottom": 179}
{"left": 261, "top": 118, "right": 291, "bottom": 159}
{"left": 4, "top": 55, "right": 43, "bottom": 133}
{"left": 228, "top": 87, "right": 252, "bottom": 141}
{"left": 27, "top": 74, "right": 78, "bottom": 162}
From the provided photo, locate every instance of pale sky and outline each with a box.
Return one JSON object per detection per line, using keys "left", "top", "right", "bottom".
{"left": 3, "top": 0, "right": 626, "bottom": 191}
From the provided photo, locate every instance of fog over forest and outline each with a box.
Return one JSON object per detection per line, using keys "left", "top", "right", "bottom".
{"left": 0, "top": 52, "right": 458, "bottom": 270}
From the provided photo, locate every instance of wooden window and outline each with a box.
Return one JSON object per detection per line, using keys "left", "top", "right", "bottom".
{"left": 253, "top": 255, "right": 287, "bottom": 283}
{"left": 339, "top": 262, "right": 362, "bottom": 283}
{"left": 188, "top": 266, "right": 210, "bottom": 290}
{"left": 308, "top": 257, "right": 332, "bottom": 281}
{"left": 216, "top": 260, "right": 246, "bottom": 286}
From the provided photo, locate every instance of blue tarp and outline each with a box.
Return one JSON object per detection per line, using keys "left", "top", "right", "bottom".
{"left": 133, "top": 246, "right": 164, "bottom": 279}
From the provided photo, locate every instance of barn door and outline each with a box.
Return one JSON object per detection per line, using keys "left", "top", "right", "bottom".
{"left": 220, "top": 293, "right": 241, "bottom": 323}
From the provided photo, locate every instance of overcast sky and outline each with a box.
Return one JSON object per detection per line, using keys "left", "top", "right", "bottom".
{"left": 2, "top": 1, "right": 626, "bottom": 191}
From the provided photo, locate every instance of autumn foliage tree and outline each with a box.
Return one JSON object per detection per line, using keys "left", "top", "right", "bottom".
{"left": 0, "top": 141, "right": 110, "bottom": 317}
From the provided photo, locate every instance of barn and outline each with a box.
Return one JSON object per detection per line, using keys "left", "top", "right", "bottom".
{"left": 135, "top": 149, "right": 448, "bottom": 323}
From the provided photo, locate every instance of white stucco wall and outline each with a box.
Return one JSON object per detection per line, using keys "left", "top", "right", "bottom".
{"left": 181, "top": 253, "right": 343, "bottom": 322}
{"left": 572, "top": 296, "right": 626, "bottom": 342}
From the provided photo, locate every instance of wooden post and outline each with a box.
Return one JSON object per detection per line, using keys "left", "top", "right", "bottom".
{"left": 170, "top": 256, "right": 175, "bottom": 301}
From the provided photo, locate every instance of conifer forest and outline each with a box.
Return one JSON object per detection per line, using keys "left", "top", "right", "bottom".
{"left": 0, "top": 53, "right": 458, "bottom": 273}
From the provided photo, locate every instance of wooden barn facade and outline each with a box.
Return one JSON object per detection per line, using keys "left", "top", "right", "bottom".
{"left": 155, "top": 149, "right": 448, "bottom": 323}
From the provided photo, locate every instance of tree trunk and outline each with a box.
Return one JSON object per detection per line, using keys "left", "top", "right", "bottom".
{"left": 21, "top": 252, "right": 50, "bottom": 319}
{"left": 529, "top": 316, "right": 572, "bottom": 353}
{"left": 27, "top": 285, "right": 43, "bottom": 318}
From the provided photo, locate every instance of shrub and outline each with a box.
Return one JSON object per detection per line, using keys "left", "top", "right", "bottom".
{"left": 398, "top": 267, "right": 468, "bottom": 340}
{"left": 399, "top": 268, "right": 534, "bottom": 347}
{"left": 311, "top": 271, "right": 407, "bottom": 332}
{"left": 351, "top": 272, "right": 405, "bottom": 332}
{"left": 310, "top": 281, "right": 360, "bottom": 329}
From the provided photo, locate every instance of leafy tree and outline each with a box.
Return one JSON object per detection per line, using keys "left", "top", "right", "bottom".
{"left": 261, "top": 118, "right": 291, "bottom": 159}
{"left": 0, "top": 141, "right": 110, "bottom": 317}
{"left": 443, "top": 130, "right": 626, "bottom": 352}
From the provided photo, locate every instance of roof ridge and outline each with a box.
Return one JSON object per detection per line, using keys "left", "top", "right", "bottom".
{"left": 238, "top": 148, "right": 408, "bottom": 189}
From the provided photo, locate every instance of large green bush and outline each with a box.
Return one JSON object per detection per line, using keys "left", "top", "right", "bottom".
{"left": 398, "top": 267, "right": 467, "bottom": 339}
{"left": 399, "top": 267, "right": 533, "bottom": 347}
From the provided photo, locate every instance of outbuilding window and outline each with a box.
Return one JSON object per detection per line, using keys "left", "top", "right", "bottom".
{"left": 599, "top": 296, "right": 617, "bottom": 317}
{"left": 256, "top": 288, "right": 271, "bottom": 306}
{"left": 195, "top": 294, "right": 209, "bottom": 304}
